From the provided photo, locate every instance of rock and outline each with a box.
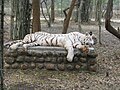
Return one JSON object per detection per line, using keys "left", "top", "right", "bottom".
{"left": 79, "top": 58, "right": 87, "bottom": 63}
{"left": 4, "top": 64, "right": 11, "bottom": 69}
{"left": 57, "top": 64, "right": 65, "bottom": 71}
{"left": 73, "top": 56, "right": 79, "bottom": 62}
{"left": 66, "top": 64, "right": 75, "bottom": 70}
{"left": 80, "top": 63, "right": 87, "bottom": 70}
{"left": 75, "top": 64, "right": 81, "bottom": 70}
{"left": 5, "top": 57, "right": 15, "bottom": 64}
{"left": 24, "top": 56, "right": 35, "bottom": 62}
{"left": 17, "top": 48, "right": 27, "bottom": 55}
{"left": 30, "top": 63, "right": 36, "bottom": 69}
{"left": 44, "top": 63, "right": 55, "bottom": 70}
{"left": 12, "top": 63, "right": 20, "bottom": 69}
{"left": 51, "top": 57, "right": 57, "bottom": 63}
{"left": 10, "top": 52, "right": 18, "bottom": 57}
{"left": 16, "top": 56, "right": 25, "bottom": 63}
{"left": 21, "top": 63, "right": 29, "bottom": 70}
{"left": 45, "top": 57, "right": 52, "bottom": 62}
{"left": 57, "top": 57, "right": 64, "bottom": 63}
{"left": 35, "top": 57, "right": 45, "bottom": 63}
{"left": 37, "top": 63, "right": 44, "bottom": 69}
{"left": 87, "top": 53, "right": 98, "bottom": 58}
{"left": 42, "top": 52, "right": 48, "bottom": 57}
{"left": 87, "top": 58, "right": 97, "bottom": 66}
{"left": 88, "top": 64, "right": 98, "bottom": 72}
{"left": 80, "top": 53, "right": 87, "bottom": 57}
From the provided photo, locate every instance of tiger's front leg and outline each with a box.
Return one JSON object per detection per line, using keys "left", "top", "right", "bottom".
{"left": 74, "top": 43, "right": 89, "bottom": 53}
{"left": 64, "top": 42, "right": 74, "bottom": 62}
{"left": 66, "top": 46, "right": 74, "bottom": 62}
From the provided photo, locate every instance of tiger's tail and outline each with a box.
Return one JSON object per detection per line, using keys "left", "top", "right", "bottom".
{"left": 4, "top": 40, "right": 22, "bottom": 48}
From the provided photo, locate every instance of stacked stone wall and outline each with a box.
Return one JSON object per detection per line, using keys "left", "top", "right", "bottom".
{"left": 4, "top": 46, "right": 98, "bottom": 71}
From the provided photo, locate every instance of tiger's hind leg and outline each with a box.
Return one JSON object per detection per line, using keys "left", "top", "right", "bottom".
{"left": 23, "top": 42, "right": 38, "bottom": 50}
{"left": 10, "top": 42, "right": 23, "bottom": 50}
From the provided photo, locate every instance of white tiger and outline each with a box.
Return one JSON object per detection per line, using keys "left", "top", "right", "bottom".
{"left": 8, "top": 31, "right": 97, "bottom": 62}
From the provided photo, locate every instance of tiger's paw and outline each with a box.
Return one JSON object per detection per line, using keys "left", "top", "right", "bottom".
{"left": 67, "top": 55, "right": 74, "bottom": 62}
{"left": 23, "top": 44, "right": 29, "bottom": 51}
{"left": 81, "top": 46, "right": 89, "bottom": 53}
{"left": 9, "top": 44, "right": 18, "bottom": 50}
{"left": 67, "top": 57, "right": 73, "bottom": 62}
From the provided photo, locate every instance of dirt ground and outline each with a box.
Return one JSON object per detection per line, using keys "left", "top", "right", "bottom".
{"left": 3, "top": 19, "right": 120, "bottom": 90}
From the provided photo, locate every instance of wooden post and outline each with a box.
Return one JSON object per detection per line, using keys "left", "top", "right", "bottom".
{"left": 78, "top": 0, "right": 83, "bottom": 32}
{"left": 51, "top": 0, "right": 55, "bottom": 23}
{"left": 10, "top": 0, "right": 14, "bottom": 40}
{"left": 11, "top": 0, "right": 31, "bottom": 40}
{"left": 98, "top": 0, "right": 102, "bottom": 44}
{"left": 0, "top": 0, "right": 4, "bottom": 89}
{"left": 32, "top": 0, "right": 41, "bottom": 33}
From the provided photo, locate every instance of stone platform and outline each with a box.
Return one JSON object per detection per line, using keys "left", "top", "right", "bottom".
{"left": 4, "top": 46, "right": 98, "bottom": 71}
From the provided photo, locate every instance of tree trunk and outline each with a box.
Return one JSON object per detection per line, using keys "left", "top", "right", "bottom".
{"left": 60, "top": 0, "right": 63, "bottom": 17}
{"left": 20, "top": 0, "right": 31, "bottom": 38}
{"left": 74, "top": 0, "right": 80, "bottom": 22}
{"left": 51, "top": 0, "right": 55, "bottom": 23}
{"left": 98, "top": 0, "right": 102, "bottom": 44}
{"left": 11, "top": 0, "right": 31, "bottom": 40}
{"left": 13, "top": 0, "right": 18, "bottom": 39}
{"left": 95, "top": 0, "right": 101, "bottom": 22}
{"left": 41, "top": 0, "right": 51, "bottom": 27}
{"left": 10, "top": 0, "right": 15, "bottom": 40}
{"left": 95, "top": 0, "right": 98, "bottom": 21}
{"left": 62, "top": 0, "right": 76, "bottom": 34}
{"left": 78, "top": 0, "right": 83, "bottom": 32}
{"left": 81, "top": 0, "right": 91, "bottom": 23}
{"left": 32, "top": 0, "right": 41, "bottom": 33}
{"left": 105, "top": 0, "right": 120, "bottom": 39}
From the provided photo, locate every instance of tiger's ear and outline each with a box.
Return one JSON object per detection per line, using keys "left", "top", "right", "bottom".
{"left": 89, "top": 31, "right": 92, "bottom": 36}
{"left": 85, "top": 32, "right": 89, "bottom": 36}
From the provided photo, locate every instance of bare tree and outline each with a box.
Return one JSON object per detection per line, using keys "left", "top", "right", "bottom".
{"left": 41, "top": 0, "right": 51, "bottom": 27}
{"left": 51, "top": 0, "right": 55, "bottom": 23}
{"left": 11, "top": 0, "right": 31, "bottom": 39}
{"left": 10, "top": 0, "right": 14, "bottom": 40}
{"left": 62, "top": 0, "right": 76, "bottom": 34}
{"left": 81, "top": 0, "right": 91, "bottom": 23}
{"left": 60, "top": 0, "right": 63, "bottom": 17}
{"left": 95, "top": 0, "right": 99, "bottom": 21}
{"left": 98, "top": 0, "right": 102, "bottom": 44}
{"left": 78, "top": 0, "right": 83, "bottom": 32}
{"left": 74, "top": 0, "right": 80, "bottom": 22}
{"left": 32, "top": 0, "right": 41, "bottom": 33}
{"left": 105, "top": 0, "right": 120, "bottom": 39}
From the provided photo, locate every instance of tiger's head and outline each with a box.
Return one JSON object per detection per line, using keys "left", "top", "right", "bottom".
{"left": 81, "top": 31, "right": 97, "bottom": 47}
